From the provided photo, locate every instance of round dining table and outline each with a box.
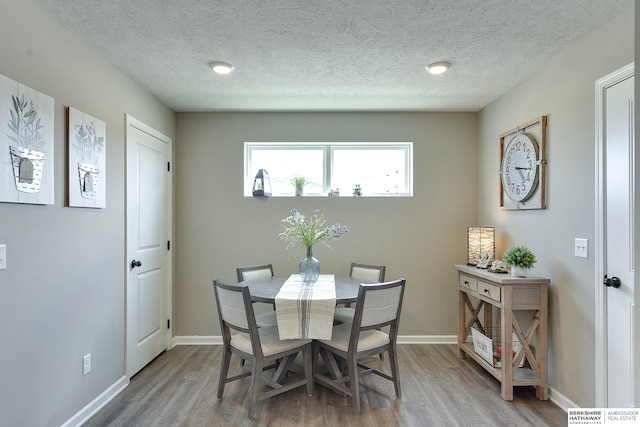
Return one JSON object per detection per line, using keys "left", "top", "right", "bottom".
{"left": 242, "top": 275, "right": 363, "bottom": 305}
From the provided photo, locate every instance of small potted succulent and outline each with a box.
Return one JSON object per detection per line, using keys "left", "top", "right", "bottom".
{"left": 502, "top": 245, "right": 537, "bottom": 277}
{"left": 291, "top": 176, "right": 307, "bottom": 196}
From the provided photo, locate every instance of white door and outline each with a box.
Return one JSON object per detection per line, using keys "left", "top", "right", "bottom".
{"left": 126, "top": 115, "right": 172, "bottom": 378}
{"left": 596, "top": 64, "right": 635, "bottom": 407}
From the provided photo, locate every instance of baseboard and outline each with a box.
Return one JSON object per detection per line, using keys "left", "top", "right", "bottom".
{"left": 61, "top": 375, "right": 128, "bottom": 427}
{"left": 548, "top": 386, "right": 577, "bottom": 413}
{"left": 397, "top": 335, "right": 457, "bottom": 344}
{"left": 172, "top": 335, "right": 223, "bottom": 346}
{"left": 173, "top": 335, "right": 457, "bottom": 346}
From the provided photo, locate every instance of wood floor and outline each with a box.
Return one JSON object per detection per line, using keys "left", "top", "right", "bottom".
{"left": 84, "top": 344, "right": 566, "bottom": 426}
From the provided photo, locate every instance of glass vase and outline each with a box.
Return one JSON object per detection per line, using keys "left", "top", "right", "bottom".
{"left": 299, "top": 246, "right": 320, "bottom": 283}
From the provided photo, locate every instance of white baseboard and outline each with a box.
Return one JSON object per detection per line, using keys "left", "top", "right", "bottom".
{"left": 61, "top": 375, "right": 128, "bottom": 427}
{"left": 397, "top": 335, "right": 457, "bottom": 344}
{"left": 172, "top": 335, "right": 223, "bottom": 346}
{"left": 548, "top": 386, "right": 577, "bottom": 413}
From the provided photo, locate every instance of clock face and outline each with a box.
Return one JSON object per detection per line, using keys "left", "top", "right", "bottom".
{"left": 501, "top": 133, "right": 539, "bottom": 202}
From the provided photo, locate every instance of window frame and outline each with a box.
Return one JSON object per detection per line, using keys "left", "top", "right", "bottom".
{"left": 245, "top": 142, "right": 413, "bottom": 197}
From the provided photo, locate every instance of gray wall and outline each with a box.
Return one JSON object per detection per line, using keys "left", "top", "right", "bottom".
{"left": 477, "top": 3, "right": 634, "bottom": 407}
{"left": 0, "top": 0, "right": 634, "bottom": 424}
{"left": 0, "top": 1, "right": 175, "bottom": 425}
{"left": 174, "top": 112, "right": 478, "bottom": 337}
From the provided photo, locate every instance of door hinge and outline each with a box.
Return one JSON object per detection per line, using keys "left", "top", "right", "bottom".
{"left": 167, "top": 240, "right": 171, "bottom": 250}
{"left": 167, "top": 161, "right": 171, "bottom": 172}
{"left": 167, "top": 319, "right": 171, "bottom": 329}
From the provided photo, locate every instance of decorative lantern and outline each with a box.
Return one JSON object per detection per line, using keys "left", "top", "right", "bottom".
{"left": 252, "top": 169, "right": 272, "bottom": 197}
{"left": 467, "top": 227, "right": 495, "bottom": 266}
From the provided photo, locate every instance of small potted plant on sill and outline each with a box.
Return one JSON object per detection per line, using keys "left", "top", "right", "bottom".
{"left": 502, "top": 245, "right": 537, "bottom": 277}
{"left": 291, "top": 176, "right": 307, "bottom": 196}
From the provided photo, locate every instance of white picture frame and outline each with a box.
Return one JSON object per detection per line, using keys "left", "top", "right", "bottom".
{"left": 0, "top": 73, "right": 55, "bottom": 205}
{"left": 67, "top": 107, "right": 106, "bottom": 208}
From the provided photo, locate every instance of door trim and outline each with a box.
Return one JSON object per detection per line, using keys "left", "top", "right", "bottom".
{"left": 594, "top": 62, "right": 634, "bottom": 407}
{"left": 125, "top": 114, "right": 173, "bottom": 378}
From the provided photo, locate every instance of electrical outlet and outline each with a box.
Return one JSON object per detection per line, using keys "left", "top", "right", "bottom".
{"left": 0, "top": 244, "right": 6, "bottom": 270}
{"left": 575, "top": 238, "right": 588, "bottom": 258}
{"left": 82, "top": 354, "right": 91, "bottom": 376}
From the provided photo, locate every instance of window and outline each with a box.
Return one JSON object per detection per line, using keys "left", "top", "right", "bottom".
{"left": 245, "top": 142, "right": 412, "bottom": 197}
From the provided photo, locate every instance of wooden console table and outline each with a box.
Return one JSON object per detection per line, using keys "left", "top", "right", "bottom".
{"left": 454, "top": 264, "right": 549, "bottom": 401}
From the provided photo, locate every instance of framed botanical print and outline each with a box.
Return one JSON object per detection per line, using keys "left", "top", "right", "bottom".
{"left": 0, "top": 73, "right": 55, "bottom": 205}
{"left": 67, "top": 107, "right": 106, "bottom": 208}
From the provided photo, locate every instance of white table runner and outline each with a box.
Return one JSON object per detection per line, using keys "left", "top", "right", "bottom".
{"left": 275, "top": 274, "right": 336, "bottom": 340}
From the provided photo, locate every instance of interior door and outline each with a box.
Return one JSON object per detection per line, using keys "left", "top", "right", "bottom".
{"left": 605, "top": 74, "right": 635, "bottom": 407}
{"left": 126, "top": 115, "right": 172, "bottom": 378}
{"left": 597, "top": 65, "right": 635, "bottom": 407}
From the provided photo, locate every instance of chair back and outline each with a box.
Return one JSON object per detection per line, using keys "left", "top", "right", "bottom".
{"left": 352, "top": 279, "right": 405, "bottom": 331}
{"left": 236, "top": 264, "right": 274, "bottom": 282}
{"left": 213, "top": 279, "right": 256, "bottom": 333}
{"left": 350, "top": 262, "right": 386, "bottom": 283}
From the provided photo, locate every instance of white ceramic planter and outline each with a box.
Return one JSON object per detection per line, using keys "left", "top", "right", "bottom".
{"left": 511, "top": 266, "right": 528, "bottom": 277}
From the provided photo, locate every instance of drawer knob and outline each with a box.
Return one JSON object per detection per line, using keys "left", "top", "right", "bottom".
{"left": 484, "top": 288, "right": 490, "bottom": 293}
{"left": 464, "top": 281, "right": 469, "bottom": 285}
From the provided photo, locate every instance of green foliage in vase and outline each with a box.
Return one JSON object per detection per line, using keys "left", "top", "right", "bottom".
{"left": 502, "top": 245, "right": 537, "bottom": 269}
{"left": 7, "top": 94, "right": 45, "bottom": 151}
{"left": 290, "top": 176, "right": 307, "bottom": 189}
{"left": 279, "top": 209, "right": 349, "bottom": 258}
{"left": 72, "top": 121, "right": 105, "bottom": 165}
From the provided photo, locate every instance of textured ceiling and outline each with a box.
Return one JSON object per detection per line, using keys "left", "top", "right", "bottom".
{"left": 32, "top": 0, "right": 629, "bottom": 112}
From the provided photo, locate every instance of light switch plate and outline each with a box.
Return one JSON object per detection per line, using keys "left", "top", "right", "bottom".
{"left": 575, "top": 238, "right": 588, "bottom": 258}
{"left": 0, "top": 244, "right": 5, "bottom": 270}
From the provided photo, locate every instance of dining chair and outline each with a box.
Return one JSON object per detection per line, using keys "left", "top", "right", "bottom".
{"left": 213, "top": 279, "right": 313, "bottom": 419}
{"left": 313, "top": 278, "right": 406, "bottom": 415}
{"left": 334, "top": 262, "right": 386, "bottom": 323}
{"left": 236, "top": 264, "right": 278, "bottom": 328}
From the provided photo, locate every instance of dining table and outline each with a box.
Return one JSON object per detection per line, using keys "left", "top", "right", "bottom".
{"left": 243, "top": 275, "right": 363, "bottom": 306}
{"left": 240, "top": 274, "right": 365, "bottom": 383}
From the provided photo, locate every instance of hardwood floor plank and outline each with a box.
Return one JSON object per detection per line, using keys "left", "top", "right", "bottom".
{"left": 84, "top": 344, "right": 566, "bottom": 427}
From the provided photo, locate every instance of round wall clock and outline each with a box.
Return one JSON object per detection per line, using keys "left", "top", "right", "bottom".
{"left": 500, "top": 133, "right": 540, "bottom": 203}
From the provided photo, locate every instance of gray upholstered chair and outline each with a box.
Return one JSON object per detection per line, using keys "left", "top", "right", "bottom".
{"left": 213, "top": 279, "right": 313, "bottom": 419}
{"left": 334, "top": 262, "right": 386, "bottom": 323}
{"left": 313, "top": 278, "right": 406, "bottom": 415}
{"left": 236, "top": 264, "right": 278, "bottom": 328}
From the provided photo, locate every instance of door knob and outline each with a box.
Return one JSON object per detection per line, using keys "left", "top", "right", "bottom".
{"left": 131, "top": 260, "right": 142, "bottom": 269}
{"left": 603, "top": 275, "right": 621, "bottom": 288}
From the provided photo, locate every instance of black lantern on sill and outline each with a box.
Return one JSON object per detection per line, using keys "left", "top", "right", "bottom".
{"left": 252, "top": 169, "right": 272, "bottom": 197}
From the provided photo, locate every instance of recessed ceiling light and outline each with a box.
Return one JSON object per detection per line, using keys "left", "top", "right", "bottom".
{"left": 426, "top": 61, "right": 450, "bottom": 75}
{"left": 210, "top": 61, "right": 234, "bottom": 75}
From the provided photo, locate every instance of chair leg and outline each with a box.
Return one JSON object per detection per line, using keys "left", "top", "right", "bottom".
{"left": 217, "top": 345, "right": 232, "bottom": 399}
{"left": 388, "top": 344, "right": 401, "bottom": 398}
{"left": 248, "top": 358, "right": 263, "bottom": 419}
{"left": 304, "top": 345, "right": 314, "bottom": 396}
{"left": 347, "top": 353, "right": 361, "bottom": 415}
{"left": 312, "top": 341, "right": 320, "bottom": 373}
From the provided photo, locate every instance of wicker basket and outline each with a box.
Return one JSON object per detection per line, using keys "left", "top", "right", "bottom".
{"left": 471, "top": 327, "right": 525, "bottom": 368}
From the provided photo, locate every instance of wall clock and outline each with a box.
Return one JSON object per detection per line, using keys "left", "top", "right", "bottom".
{"left": 499, "top": 116, "right": 547, "bottom": 210}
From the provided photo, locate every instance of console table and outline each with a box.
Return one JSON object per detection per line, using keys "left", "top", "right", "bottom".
{"left": 454, "top": 264, "right": 549, "bottom": 401}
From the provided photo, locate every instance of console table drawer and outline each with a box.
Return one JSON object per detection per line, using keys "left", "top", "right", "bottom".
{"left": 479, "top": 281, "right": 501, "bottom": 302}
{"left": 459, "top": 274, "right": 477, "bottom": 292}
